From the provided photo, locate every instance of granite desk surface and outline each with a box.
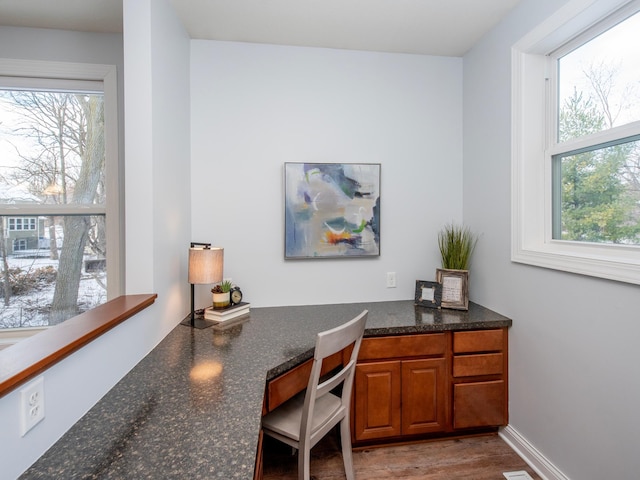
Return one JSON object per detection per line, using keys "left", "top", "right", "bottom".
{"left": 21, "top": 300, "right": 511, "bottom": 480}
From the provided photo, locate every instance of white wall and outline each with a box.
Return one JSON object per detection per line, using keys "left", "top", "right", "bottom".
{"left": 0, "top": 0, "right": 192, "bottom": 477}
{"left": 190, "top": 41, "right": 463, "bottom": 308}
{"left": 0, "top": 25, "right": 123, "bottom": 65}
{"left": 463, "top": 0, "right": 640, "bottom": 479}
{"left": 125, "top": 0, "right": 192, "bottom": 306}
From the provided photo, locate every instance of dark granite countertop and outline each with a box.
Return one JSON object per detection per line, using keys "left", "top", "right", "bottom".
{"left": 20, "top": 300, "right": 511, "bottom": 479}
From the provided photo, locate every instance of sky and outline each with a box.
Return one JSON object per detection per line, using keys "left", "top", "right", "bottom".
{"left": 559, "top": 9, "right": 640, "bottom": 129}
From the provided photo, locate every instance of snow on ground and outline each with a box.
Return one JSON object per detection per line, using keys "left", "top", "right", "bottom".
{"left": 0, "top": 251, "right": 106, "bottom": 329}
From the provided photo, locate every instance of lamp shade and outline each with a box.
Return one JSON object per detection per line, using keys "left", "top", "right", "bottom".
{"left": 188, "top": 246, "right": 223, "bottom": 285}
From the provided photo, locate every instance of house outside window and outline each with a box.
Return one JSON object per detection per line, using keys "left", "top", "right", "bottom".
{"left": 0, "top": 59, "right": 120, "bottom": 335}
{"left": 512, "top": 0, "right": 640, "bottom": 285}
{"left": 5, "top": 217, "right": 45, "bottom": 253}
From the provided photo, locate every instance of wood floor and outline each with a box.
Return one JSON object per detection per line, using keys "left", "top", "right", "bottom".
{"left": 262, "top": 433, "right": 541, "bottom": 480}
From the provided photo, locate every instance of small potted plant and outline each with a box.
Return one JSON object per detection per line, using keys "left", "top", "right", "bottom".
{"left": 436, "top": 223, "right": 478, "bottom": 310}
{"left": 211, "top": 280, "right": 233, "bottom": 309}
{"left": 437, "top": 223, "right": 478, "bottom": 271}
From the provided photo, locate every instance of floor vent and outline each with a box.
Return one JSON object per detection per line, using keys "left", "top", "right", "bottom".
{"left": 503, "top": 472, "right": 534, "bottom": 480}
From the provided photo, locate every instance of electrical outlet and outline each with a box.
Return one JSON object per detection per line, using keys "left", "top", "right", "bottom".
{"left": 386, "top": 272, "right": 397, "bottom": 288}
{"left": 20, "top": 377, "right": 45, "bottom": 436}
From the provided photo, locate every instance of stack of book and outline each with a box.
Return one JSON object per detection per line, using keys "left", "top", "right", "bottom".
{"left": 204, "top": 302, "right": 250, "bottom": 323}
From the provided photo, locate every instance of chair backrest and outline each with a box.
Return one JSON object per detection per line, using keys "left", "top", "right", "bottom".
{"left": 300, "top": 310, "right": 368, "bottom": 444}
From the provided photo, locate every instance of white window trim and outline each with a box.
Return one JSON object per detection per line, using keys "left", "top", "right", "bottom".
{"left": 0, "top": 58, "right": 122, "bottom": 298}
{"left": 511, "top": 0, "right": 640, "bottom": 285}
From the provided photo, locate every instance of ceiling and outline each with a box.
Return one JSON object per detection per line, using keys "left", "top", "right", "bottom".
{"left": 0, "top": 0, "right": 521, "bottom": 56}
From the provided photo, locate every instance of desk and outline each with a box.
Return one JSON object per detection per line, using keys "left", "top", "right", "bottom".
{"left": 20, "top": 301, "right": 511, "bottom": 480}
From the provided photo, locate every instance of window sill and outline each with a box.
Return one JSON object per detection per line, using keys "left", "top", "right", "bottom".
{"left": 511, "top": 242, "right": 640, "bottom": 285}
{"left": 0, "top": 294, "right": 157, "bottom": 398}
{"left": 0, "top": 327, "right": 48, "bottom": 351}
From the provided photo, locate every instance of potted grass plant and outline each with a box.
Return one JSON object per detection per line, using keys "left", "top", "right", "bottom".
{"left": 436, "top": 223, "right": 478, "bottom": 310}
{"left": 211, "top": 280, "right": 233, "bottom": 309}
{"left": 438, "top": 223, "right": 478, "bottom": 271}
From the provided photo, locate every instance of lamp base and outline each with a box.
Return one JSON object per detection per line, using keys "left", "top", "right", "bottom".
{"left": 180, "top": 316, "right": 215, "bottom": 329}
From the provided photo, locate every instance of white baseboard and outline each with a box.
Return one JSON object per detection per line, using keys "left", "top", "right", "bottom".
{"left": 499, "top": 425, "right": 570, "bottom": 480}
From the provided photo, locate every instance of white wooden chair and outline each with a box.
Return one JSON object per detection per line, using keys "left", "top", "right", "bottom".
{"left": 262, "top": 310, "right": 368, "bottom": 480}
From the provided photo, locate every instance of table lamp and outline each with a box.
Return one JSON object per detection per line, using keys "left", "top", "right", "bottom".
{"left": 183, "top": 242, "right": 223, "bottom": 329}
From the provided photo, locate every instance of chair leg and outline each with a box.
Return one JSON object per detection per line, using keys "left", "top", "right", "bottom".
{"left": 298, "top": 442, "right": 311, "bottom": 480}
{"left": 340, "top": 418, "right": 355, "bottom": 480}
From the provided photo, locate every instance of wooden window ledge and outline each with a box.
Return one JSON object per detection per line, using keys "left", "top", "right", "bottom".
{"left": 0, "top": 294, "right": 157, "bottom": 398}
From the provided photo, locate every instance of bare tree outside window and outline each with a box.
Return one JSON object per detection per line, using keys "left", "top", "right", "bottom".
{"left": 0, "top": 88, "right": 107, "bottom": 329}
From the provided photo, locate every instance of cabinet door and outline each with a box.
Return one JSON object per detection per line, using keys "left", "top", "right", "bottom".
{"left": 401, "top": 358, "right": 447, "bottom": 435}
{"left": 353, "top": 361, "right": 402, "bottom": 441}
{"left": 453, "top": 380, "right": 506, "bottom": 429}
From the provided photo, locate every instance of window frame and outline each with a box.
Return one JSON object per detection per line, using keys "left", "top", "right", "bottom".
{"left": 511, "top": 0, "right": 640, "bottom": 285}
{"left": 0, "top": 58, "right": 122, "bottom": 300}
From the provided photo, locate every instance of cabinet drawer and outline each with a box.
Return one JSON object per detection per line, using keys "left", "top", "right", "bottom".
{"left": 359, "top": 333, "right": 446, "bottom": 361}
{"left": 453, "top": 380, "right": 506, "bottom": 429}
{"left": 267, "top": 351, "right": 342, "bottom": 412}
{"left": 453, "top": 329, "right": 504, "bottom": 353}
{"left": 453, "top": 353, "right": 503, "bottom": 377}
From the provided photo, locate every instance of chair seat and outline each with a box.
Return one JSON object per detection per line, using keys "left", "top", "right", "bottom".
{"left": 262, "top": 391, "right": 343, "bottom": 442}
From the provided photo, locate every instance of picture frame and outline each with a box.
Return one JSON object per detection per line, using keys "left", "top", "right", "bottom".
{"left": 436, "top": 268, "right": 469, "bottom": 310}
{"left": 284, "top": 162, "right": 381, "bottom": 259}
{"left": 414, "top": 280, "right": 442, "bottom": 309}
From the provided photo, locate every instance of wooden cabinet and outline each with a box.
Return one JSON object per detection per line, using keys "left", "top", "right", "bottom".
{"left": 352, "top": 327, "right": 508, "bottom": 444}
{"left": 352, "top": 334, "right": 447, "bottom": 442}
{"left": 452, "top": 329, "right": 508, "bottom": 430}
{"left": 263, "top": 327, "right": 508, "bottom": 448}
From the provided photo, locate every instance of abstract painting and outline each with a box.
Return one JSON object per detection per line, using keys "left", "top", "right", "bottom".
{"left": 284, "top": 163, "right": 380, "bottom": 259}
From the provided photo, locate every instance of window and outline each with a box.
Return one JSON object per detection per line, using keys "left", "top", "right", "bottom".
{"left": 13, "top": 239, "right": 27, "bottom": 251}
{"left": 512, "top": 0, "right": 640, "bottom": 285}
{"left": 552, "top": 9, "right": 640, "bottom": 245}
{"left": 8, "top": 218, "right": 36, "bottom": 231}
{"left": 0, "top": 59, "right": 120, "bottom": 332}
